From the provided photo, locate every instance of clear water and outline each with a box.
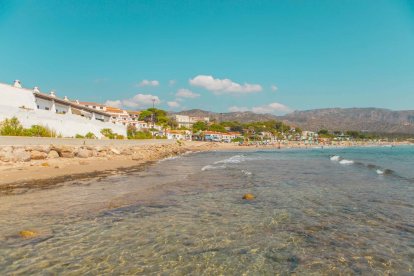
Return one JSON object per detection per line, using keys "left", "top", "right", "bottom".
{"left": 1, "top": 146, "right": 414, "bottom": 274}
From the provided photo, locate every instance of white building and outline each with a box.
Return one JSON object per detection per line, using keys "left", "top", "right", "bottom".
{"left": 174, "top": 114, "right": 210, "bottom": 129}
{"left": 0, "top": 80, "right": 126, "bottom": 138}
{"left": 165, "top": 130, "right": 192, "bottom": 141}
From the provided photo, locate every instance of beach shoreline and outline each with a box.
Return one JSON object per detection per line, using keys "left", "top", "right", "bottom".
{"left": 0, "top": 139, "right": 411, "bottom": 193}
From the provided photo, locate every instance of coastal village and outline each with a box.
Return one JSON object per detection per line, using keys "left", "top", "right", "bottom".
{"left": 0, "top": 79, "right": 374, "bottom": 145}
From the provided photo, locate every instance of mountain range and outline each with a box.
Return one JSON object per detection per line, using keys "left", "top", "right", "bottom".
{"left": 174, "top": 108, "right": 414, "bottom": 134}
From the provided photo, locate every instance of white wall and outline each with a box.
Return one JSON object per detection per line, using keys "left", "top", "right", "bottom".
{"left": 0, "top": 105, "right": 127, "bottom": 138}
{"left": 0, "top": 83, "right": 37, "bottom": 109}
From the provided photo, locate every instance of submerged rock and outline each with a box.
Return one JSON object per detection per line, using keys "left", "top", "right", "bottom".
{"left": 19, "top": 230, "right": 38, "bottom": 239}
{"left": 242, "top": 193, "right": 255, "bottom": 200}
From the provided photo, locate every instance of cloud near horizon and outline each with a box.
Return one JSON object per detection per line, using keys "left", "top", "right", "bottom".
{"left": 176, "top": 88, "right": 200, "bottom": 98}
{"left": 189, "top": 75, "right": 262, "bottom": 94}
{"left": 271, "top": 84, "right": 278, "bottom": 91}
{"left": 229, "top": 102, "right": 292, "bottom": 115}
{"left": 138, "top": 79, "right": 160, "bottom": 87}
{"left": 105, "top": 93, "right": 161, "bottom": 109}
{"left": 167, "top": 101, "right": 180, "bottom": 108}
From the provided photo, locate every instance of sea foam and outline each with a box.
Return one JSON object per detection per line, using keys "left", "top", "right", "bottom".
{"left": 201, "top": 165, "right": 227, "bottom": 171}
{"left": 330, "top": 155, "right": 340, "bottom": 161}
{"left": 339, "top": 159, "right": 354, "bottom": 165}
{"left": 214, "top": 155, "right": 246, "bottom": 164}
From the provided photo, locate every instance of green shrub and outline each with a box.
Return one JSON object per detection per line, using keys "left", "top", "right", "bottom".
{"left": 100, "top": 128, "right": 116, "bottom": 139}
{"left": 75, "top": 134, "right": 85, "bottom": 138}
{"left": 0, "top": 117, "right": 24, "bottom": 136}
{"left": 27, "top": 125, "right": 55, "bottom": 137}
{"left": 131, "top": 131, "right": 153, "bottom": 139}
{"left": 85, "top": 132, "right": 96, "bottom": 139}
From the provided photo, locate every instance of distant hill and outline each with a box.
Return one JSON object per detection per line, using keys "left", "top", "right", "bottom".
{"left": 173, "top": 108, "right": 414, "bottom": 134}
{"left": 174, "top": 109, "right": 279, "bottom": 123}
{"left": 279, "top": 108, "right": 414, "bottom": 134}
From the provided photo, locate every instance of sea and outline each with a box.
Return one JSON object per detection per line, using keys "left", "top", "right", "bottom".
{"left": 1, "top": 145, "right": 413, "bottom": 274}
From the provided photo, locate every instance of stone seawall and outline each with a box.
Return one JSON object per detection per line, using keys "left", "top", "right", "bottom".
{"left": 0, "top": 143, "right": 188, "bottom": 163}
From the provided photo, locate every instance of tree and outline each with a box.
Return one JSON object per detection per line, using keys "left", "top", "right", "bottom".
{"left": 209, "top": 124, "right": 226, "bottom": 132}
{"left": 192, "top": 121, "right": 207, "bottom": 132}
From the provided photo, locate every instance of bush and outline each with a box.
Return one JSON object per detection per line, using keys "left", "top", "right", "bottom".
{"left": 75, "top": 134, "right": 85, "bottom": 138}
{"left": 100, "top": 128, "right": 116, "bottom": 139}
{"left": 27, "top": 125, "right": 56, "bottom": 137}
{"left": 85, "top": 132, "right": 96, "bottom": 139}
{"left": 0, "top": 117, "right": 24, "bottom": 136}
{"left": 130, "top": 131, "right": 153, "bottom": 139}
{"left": 0, "top": 117, "right": 56, "bottom": 137}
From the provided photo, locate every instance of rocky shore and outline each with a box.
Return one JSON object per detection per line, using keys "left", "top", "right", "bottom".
{"left": 0, "top": 141, "right": 216, "bottom": 192}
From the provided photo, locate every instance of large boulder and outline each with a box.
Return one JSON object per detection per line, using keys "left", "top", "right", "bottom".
{"left": 26, "top": 145, "right": 51, "bottom": 154}
{"left": 77, "top": 148, "right": 92, "bottom": 158}
{"left": 12, "top": 148, "right": 31, "bottom": 162}
{"left": 47, "top": 150, "right": 60, "bottom": 159}
{"left": 30, "top": 150, "right": 48, "bottom": 160}
{"left": 52, "top": 145, "right": 76, "bottom": 158}
{"left": 0, "top": 146, "right": 14, "bottom": 162}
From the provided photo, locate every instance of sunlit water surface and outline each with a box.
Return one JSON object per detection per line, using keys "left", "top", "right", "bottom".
{"left": 1, "top": 146, "right": 414, "bottom": 274}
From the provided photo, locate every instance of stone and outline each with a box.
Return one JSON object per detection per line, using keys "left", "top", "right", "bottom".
{"left": 47, "top": 150, "right": 60, "bottom": 159}
{"left": 51, "top": 145, "right": 76, "bottom": 158}
{"left": 13, "top": 148, "right": 31, "bottom": 162}
{"left": 30, "top": 150, "right": 48, "bottom": 160}
{"left": 26, "top": 145, "right": 51, "bottom": 154}
{"left": 77, "top": 148, "right": 92, "bottom": 158}
{"left": 41, "top": 162, "right": 50, "bottom": 167}
{"left": 110, "top": 148, "right": 121, "bottom": 155}
{"left": 19, "top": 230, "right": 38, "bottom": 239}
{"left": 242, "top": 193, "right": 255, "bottom": 200}
{"left": 0, "top": 146, "right": 14, "bottom": 162}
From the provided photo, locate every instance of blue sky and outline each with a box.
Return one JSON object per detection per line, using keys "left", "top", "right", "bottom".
{"left": 0, "top": 0, "right": 413, "bottom": 114}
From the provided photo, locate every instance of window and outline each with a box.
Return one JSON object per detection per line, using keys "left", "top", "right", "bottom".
{"left": 93, "top": 106, "right": 96, "bottom": 109}
{"left": 45, "top": 107, "right": 49, "bottom": 110}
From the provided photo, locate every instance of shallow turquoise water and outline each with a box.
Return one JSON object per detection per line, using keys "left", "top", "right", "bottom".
{"left": 1, "top": 146, "right": 414, "bottom": 274}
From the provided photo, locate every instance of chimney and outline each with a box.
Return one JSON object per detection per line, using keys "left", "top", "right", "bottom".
{"left": 75, "top": 100, "right": 80, "bottom": 104}
{"left": 50, "top": 91, "right": 56, "bottom": 97}
{"left": 64, "top": 96, "right": 69, "bottom": 101}
{"left": 33, "top": 86, "right": 40, "bottom": 93}
{"left": 13, "top": 80, "right": 22, "bottom": 88}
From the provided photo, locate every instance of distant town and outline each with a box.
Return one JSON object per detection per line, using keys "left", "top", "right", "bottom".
{"left": 0, "top": 79, "right": 405, "bottom": 144}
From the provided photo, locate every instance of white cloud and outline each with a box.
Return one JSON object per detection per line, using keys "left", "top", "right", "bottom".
{"left": 105, "top": 100, "right": 122, "bottom": 108}
{"left": 252, "top": 102, "right": 292, "bottom": 114}
{"left": 167, "top": 101, "right": 180, "bottom": 108}
{"left": 271, "top": 85, "right": 278, "bottom": 91}
{"left": 189, "top": 75, "right": 262, "bottom": 94}
{"left": 169, "top": 80, "right": 176, "bottom": 86}
{"left": 176, "top": 88, "right": 200, "bottom": 99}
{"left": 228, "top": 102, "right": 292, "bottom": 115}
{"left": 138, "top": 79, "right": 160, "bottom": 87}
{"left": 228, "top": 106, "right": 249, "bottom": 112}
{"left": 106, "top": 94, "right": 161, "bottom": 109}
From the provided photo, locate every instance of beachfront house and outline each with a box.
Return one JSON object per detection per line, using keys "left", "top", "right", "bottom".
{"left": 203, "top": 131, "right": 224, "bottom": 142}
{"left": 0, "top": 80, "right": 126, "bottom": 138}
{"left": 166, "top": 130, "right": 192, "bottom": 141}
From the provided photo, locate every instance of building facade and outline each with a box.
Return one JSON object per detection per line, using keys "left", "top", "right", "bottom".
{"left": 0, "top": 80, "right": 126, "bottom": 138}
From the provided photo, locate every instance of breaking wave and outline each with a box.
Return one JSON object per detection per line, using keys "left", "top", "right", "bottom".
{"left": 214, "top": 155, "right": 246, "bottom": 164}
{"left": 201, "top": 165, "right": 227, "bottom": 171}
{"left": 339, "top": 159, "right": 354, "bottom": 165}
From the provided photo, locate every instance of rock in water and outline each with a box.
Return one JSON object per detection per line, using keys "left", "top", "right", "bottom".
{"left": 19, "top": 230, "right": 38, "bottom": 239}
{"left": 242, "top": 193, "right": 255, "bottom": 200}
